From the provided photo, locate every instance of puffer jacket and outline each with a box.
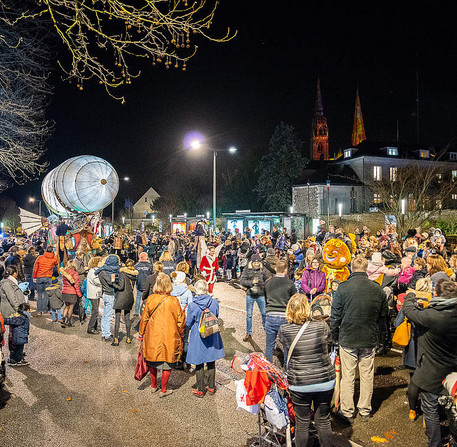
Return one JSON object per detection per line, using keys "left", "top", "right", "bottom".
{"left": 0, "top": 278, "right": 26, "bottom": 317}
{"left": 301, "top": 267, "right": 326, "bottom": 298}
{"left": 278, "top": 320, "right": 335, "bottom": 386}
{"left": 171, "top": 283, "right": 193, "bottom": 312}
{"left": 61, "top": 269, "right": 82, "bottom": 297}
{"left": 32, "top": 252, "right": 59, "bottom": 279}
{"left": 46, "top": 284, "right": 64, "bottom": 310}
{"left": 86, "top": 268, "right": 102, "bottom": 299}
{"left": 4, "top": 311, "right": 30, "bottom": 345}
{"left": 113, "top": 267, "right": 138, "bottom": 311}
{"left": 240, "top": 262, "right": 270, "bottom": 297}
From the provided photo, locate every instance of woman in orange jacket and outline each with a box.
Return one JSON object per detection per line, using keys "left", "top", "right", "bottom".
{"left": 139, "top": 273, "right": 185, "bottom": 398}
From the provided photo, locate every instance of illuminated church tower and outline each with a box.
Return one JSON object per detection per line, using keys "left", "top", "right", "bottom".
{"left": 352, "top": 88, "right": 366, "bottom": 146}
{"left": 311, "top": 78, "right": 329, "bottom": 160}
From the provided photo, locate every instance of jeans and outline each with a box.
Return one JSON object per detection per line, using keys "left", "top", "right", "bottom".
{"left": 421, "top": 391, "right": 442, "bottom": 447}
{"left": 339, "top": 346, "right": 376, "bottom": 417}
{"left": 35, "top": 277, "right": 52, "bottom": 312}
{"left": 289, "top": 389, "right": 334, "bottom": 447}
{"left": 135, "top": 289, "right": 143, "bottom": 315}
{"left": 101, "top": 294, "right": 114, "bottom": 339}
{"left": 25, "top": 274, "right": 35, "bottom": 300}
{"left": 246, "top": 295, "right": 266, "bottom": 335}
{"left": 50, "top": 308, "right": 62, "bottom": 321}
{"left": 87, "top": 298, "right": 99, "bottom": 332}
{"left": 265, "top": 314, "right": 286, "bottom": 363}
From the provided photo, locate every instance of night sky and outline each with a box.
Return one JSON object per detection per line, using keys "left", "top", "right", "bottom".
{"left": 5, "top": 0, "right": 457, "bottom": 212}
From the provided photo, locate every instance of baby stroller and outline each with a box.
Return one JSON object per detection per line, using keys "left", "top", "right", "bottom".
{"left": 441, "top": 373, "right": 457, "bottom": 447}
{"left": 233, "top": 353, "right": 292, "bottom": 447}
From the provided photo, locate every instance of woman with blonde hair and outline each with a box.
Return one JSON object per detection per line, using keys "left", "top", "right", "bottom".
{"left": 139, "top": 273, "right": 185, "bottom": 397}
{"left": 60, "top": 259, "right": 82, "bottom": 327}
{"left": 159, "top": 250, "right": 176, "bottom": 277}
{"left": 426, "top": 254, "right": 452, "bottom": 286}
{"left": 278, "top": 294, "right": 335, "bottom": 447}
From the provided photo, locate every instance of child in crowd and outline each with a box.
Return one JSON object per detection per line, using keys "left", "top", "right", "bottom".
{"left": 408, "top": 257, "right": 428, "bottom": 289}
{"left": 82, "top": 277, "right": 92, "bottom": 316}
{"left": 4, "top": 303, "right": 31, "bottom": 366}
{"left": 398, "top": 257, "right": 415, "bottom": 290}
{"left": 328, "top": 279, "right": 340, "bottom": 299}
{"left": 47, "top": 277, "right": 64, "bottom": 323}
{"left": 293, "top": 269, "right": 304, "bottom": 294}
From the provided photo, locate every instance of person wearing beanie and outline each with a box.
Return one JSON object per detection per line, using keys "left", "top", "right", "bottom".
{"left": 134, "top": 252, "right": 152, "bottom": 316}
{"left": 240, "top": 253, "right": 269, "bottom": 342}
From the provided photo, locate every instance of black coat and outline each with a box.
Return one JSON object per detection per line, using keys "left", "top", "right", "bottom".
{"left": 331, "top": 272, "right": 388, "bottom": 349}
{"left": 113, "top": 268, "right": 138, "bottom": 311}
{"left": 134, "top": 261, "right": 152, "bottom": 291}
{"left": 240, "top": 263, "right": 270, "bottom": 297}
{"left": 4, "top": 312, "right": 30, "bottom": 345}
{"left": 403, "top": 295, "right": 457, "bottom": 394}
{"left": 23, "top": 253, "right": 37, "bottom": 276}
{"left": 141, "top": 272, "right": 159, "bottom": 301}
{"left": 408, "top": 268, "right": 428, "bottom": 289}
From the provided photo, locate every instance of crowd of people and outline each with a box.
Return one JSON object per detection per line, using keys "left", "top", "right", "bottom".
{"left": 1, "top": 221, "right": 457, "bottom": 446}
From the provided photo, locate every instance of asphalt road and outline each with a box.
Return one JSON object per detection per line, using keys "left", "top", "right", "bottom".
{"left": 0, "top": 282, "right": 431, "bottom": 446}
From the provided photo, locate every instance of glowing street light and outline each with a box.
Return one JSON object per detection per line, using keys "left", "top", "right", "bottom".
{"left": 185, "top": 132, "right": 238, "bottom": 231}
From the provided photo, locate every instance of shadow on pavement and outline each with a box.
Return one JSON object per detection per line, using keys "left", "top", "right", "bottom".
{"left": 219, "top": 318, "right": 252, "bottom": 360}
{"left": 0, "top": 384, "right": 12, "bottom": 410}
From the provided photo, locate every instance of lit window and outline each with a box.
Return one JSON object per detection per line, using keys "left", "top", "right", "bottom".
{"left": 436, "top": 198, "right": 442, "bottom": 209}
{"left": 373, "top": 166, "right": 382, "bottom": 181}
{"left": 373, "top": 193, "right": 381, "bottom": 204}
{"left": 387, "top": 147, "right": 398, "bottom": 156}
{"left": 420, "top": 150, "right": 429, "bottom": 159}
{"left": 390, "top": 167, "right": 397, "bottom": 181}
{"left": 452, "top": 171, "right": 457, "bottom": 181}
{"left": 452, "top": 194, "right": 457, "bottom": 200}
{"left": 344, "top": 149, "right": 352, "bottom": 158}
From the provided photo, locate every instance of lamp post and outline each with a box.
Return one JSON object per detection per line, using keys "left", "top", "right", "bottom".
{"left": 401, "top": 198, "right": 406, "bottom": 236}
{"left": 326, "top": 180, "right": 331, "bottom": 225}
{"left": 169, "top": 214, "right": 172, "bottom": 234}
{"left": 338, "top": 203, "right": 343, "bottom": 228}
{"left": 29, "top": 197, "right": 42, "bottom": 216}
{"left": 188, "top": 135, "right": 237, "bottom": 232}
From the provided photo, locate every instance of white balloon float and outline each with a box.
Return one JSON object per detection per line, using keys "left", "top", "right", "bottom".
{"left": 41, "top": 155, "right": 119, "bottom": 216}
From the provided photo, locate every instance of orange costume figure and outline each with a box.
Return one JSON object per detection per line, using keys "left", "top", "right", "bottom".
{"left": 322, "top": 238, "right": 352, "bottom": 291}
{"left": 199, "top": 251, "right": 219, "bottom": 294}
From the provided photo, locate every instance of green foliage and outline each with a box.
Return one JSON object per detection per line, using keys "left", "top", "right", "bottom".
{"left": 255, "top": 122, "right": 307, "bottom": 211}
{"left": 434, "top": 219, "right": 457, "bottom": 235}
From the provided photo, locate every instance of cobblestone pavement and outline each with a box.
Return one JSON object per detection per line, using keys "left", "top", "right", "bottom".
{"left": 0, "top": 282, "right": 430, "bottom": 446}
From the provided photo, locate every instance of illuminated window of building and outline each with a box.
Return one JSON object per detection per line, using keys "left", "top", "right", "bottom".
{"left": 436, "top": 198, "right": 442, "bottom": 209}
{"left": 373, "top": 166, "right": 382, "bottom": 181}
{"left": 390, "top": 167, "right": 397, "bottom": 181}
{"left": 420, "top": 150, "right": 429, "bottom": 159}
{"left": 344, "top": 149, "right": 352, "bottom": 158}
{"left": 387, "top": 147, "right": 398, "bottom": 156}
{"left": 452, "top": 194, "right": 457, "bottom": 200}
{"left": 437, "top": 173, "right": 442, "bottom": 182}
{"left": 408, "top": 193, "right": 416, "bottom": 211}
{"left": 452, "top": 171, "right": 457, "bottom": 181}
{"left": 373, "top": 193, "right": 381, "bottom": 204}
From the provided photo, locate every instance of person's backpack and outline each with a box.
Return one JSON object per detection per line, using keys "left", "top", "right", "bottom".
{"left": 199, "top": 307, "right": 220, "bottom": 338}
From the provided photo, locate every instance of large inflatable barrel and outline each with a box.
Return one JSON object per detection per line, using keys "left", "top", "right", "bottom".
{"left": 41, "top": 155, "right": 119, "bottom": 215}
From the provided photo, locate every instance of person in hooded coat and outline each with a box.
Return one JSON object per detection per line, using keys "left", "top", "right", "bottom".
{"left": 95, "top": 254, "right": 120, "bottom": 341}
{"left": 186, "top": 280, "right": 225, "bottom": 397}
{"left": 112, "top": 259, "right": 138, "bottom": 346}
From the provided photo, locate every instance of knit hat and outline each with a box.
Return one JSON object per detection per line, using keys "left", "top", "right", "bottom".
{"left": 172, "top": 271, "right": 186, "bottom": 283}
{"left": 371, "top": 252, "right": 383, "bottom": 265}
{"left": 267, "top": 248, "right": 275, "bottom": 256}
{"left": 405, "top": 246, "right": 417, "bottom": 253}
{"left": 251, "top": 254, "right": 262, "bottom": 263}
{"left": 139, "top": 252, "right": 148, "bottom": 261}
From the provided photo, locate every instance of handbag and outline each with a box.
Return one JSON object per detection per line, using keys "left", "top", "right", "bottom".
{"left": 392, "top": 317, "right": 411, "bottom": 347}
{"left": 286, "top": 321, "right": 310, "bottom": 366}
{"left": 199, "top": 307, "right": 220, "bottom": 338}
{"left": 134, "top": 341, "right": 149, "bottom": 381}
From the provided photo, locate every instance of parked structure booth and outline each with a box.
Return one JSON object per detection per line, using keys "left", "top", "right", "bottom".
{"left": 170, "top": 215, "right": 211, "bottom": 235}
{"left": 222, "top": 211, "right": 310, "bottom": 239}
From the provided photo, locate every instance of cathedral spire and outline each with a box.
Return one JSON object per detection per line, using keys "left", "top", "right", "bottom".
{"left": 311, "top": 77, "right": 329, "bottom": 160}
{"left": 352, "top": 88, "right": 366, "bottom": 146}
{"left": 314, "top": 77, "right": 324, "bottom": 117}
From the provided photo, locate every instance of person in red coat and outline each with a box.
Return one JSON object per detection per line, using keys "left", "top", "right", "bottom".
{"left": 199, "top": 246, "right": 218, "bottom": 294}
{"left": 59, "top": 259, "right": 82, "bottom": 327}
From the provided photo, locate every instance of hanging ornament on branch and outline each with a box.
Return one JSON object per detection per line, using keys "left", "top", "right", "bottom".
{"left": 1, "top": 0, "right": 236, "bottom": 101}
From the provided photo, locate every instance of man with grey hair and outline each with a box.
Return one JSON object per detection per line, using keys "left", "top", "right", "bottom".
{"left": 331, "top": 255, "right": 388, "bottom": 423}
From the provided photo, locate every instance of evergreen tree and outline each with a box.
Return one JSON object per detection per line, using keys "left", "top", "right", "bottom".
{"left": 255, "top": 123, "right": 307, "bottom": 211}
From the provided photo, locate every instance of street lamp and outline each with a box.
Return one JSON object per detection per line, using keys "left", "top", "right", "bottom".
{"left": 169, "top": 214, "right": 172, "bottom": 234}
{"left": 338, "top": 203, "right": 343, "bottom": 227}
{"left": 187, "top": 133, "right": 238, "bottom": 231}
{"left": 29, "top": 197, "right": 42, "bottom": 216}
{"left": 290, "top": 206, "right": 294, "bottom": 214}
